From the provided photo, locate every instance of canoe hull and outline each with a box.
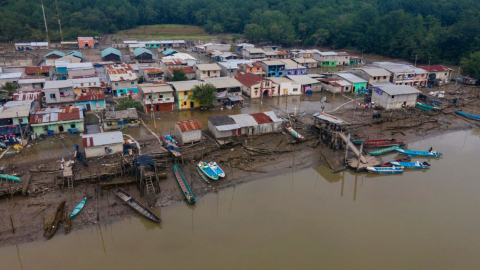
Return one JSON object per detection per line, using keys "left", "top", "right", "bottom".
{"left": 396, "top": 149, "right": 442, "bottom": 157}
{"left": 366, "top": 167, "right": 403, "bottom": 174}
{"left": 0, "top": 174, "right": 21, "bottom": 182}
{"left": 174, "top": 165, "right": 196, "bottom": 205}
{"left": 369, "top": 145, "right": 403, "bottom": 156}
{"left": 390, "top": 161, "right": 429, "bottom": 169}
{"left": 115, "top": 188, "right": 161, "bottom": 223}
{"left": 456, "top": 110, "right": 480, "bottom": 121}
{"left": 380, "top": 156, "right": 412, "bottom": 167}
{"left": 70, "top": 197, "right": 87, "bottom": 218}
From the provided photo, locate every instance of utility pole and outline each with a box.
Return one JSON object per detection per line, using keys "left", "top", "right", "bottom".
{"left": 41, "top": 0, "right": 50, "bottom": 43}
{"left": 414, "top": 55, "right": 417, "bottom": 67}
{"left": 55, "top": 0, "right": 63, "bottom": 41}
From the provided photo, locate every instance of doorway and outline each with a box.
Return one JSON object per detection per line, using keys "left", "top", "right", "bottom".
{"left": 190, "top": 102, "right": 195, "bottom": 108}
{"left": 263, "top": 90, "right": 269, "bottom": 98}
{"left": 59, "top": 126, "right": 64, "bottom": 132}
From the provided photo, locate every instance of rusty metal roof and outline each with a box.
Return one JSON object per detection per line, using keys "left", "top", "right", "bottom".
{"left": 30, "top": 106, "right": 84, "bottom": 124}
{"left": 24, "top": 66, "right": 51, "bottom": 75}
{"left": 176, "top": 119, "right": 203, "bottom": 132}
{"left": 250, "top": 113, "right": 273, "bottom": 124}
{"left": 75, "top": 92, "right": 105, "bottom": 101}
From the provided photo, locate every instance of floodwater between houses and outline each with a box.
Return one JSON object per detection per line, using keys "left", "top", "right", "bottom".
{"left": 2, "top": 129, "right": 480, "bottom": 270}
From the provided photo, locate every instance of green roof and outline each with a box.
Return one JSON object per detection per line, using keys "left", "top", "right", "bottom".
{"left": 133, "top": 48, "right": 153, "bottom": 57}
{"left": 44, "top": 50, "right": 66, "bottom": 58}
{"left": 101, "top": 47, "right": 121, "bottom": 58}
{"left": 67, "top": 51, "right": 84, "bottom": 58}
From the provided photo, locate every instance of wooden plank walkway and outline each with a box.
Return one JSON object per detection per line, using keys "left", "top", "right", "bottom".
{"left": 337, "top": 132, "right": 367, "bottom": 163}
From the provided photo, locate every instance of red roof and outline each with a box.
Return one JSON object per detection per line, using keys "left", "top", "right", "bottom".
{"left": 234, "top": 73, "right": 266, "bottom": 87}
{"left": 276, "top": 51, "right": 290, "bottom": 55}
{"left": 24, "top": 66, "right": 51, "bottom": 75}
{"left": 176, "top": 119, "right": 203, "bottom": 132}
{"left": 418, "top": 65, "right": 452, "bottom": 72}
{"left": 144, "top": 68, "right": 164, "bottom": 74}
{"left": 13, "top": 90, "right": 41, "bottom": 101}
{"left": 30, "top": 106, "right": 83, "bottom": 124}
{"left": 250, "top": 113, "right": 273, "bottom": 124}
{"left": 75, "top": 92, "right": 105, "bottom": 101}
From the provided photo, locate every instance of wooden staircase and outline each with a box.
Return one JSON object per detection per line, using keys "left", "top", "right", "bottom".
{"left": 145, "top": 175, "right": 156, "bottom": 197}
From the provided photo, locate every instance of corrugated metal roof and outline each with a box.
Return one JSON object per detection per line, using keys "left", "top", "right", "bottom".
{"left": 377, "top": 85, "right": 421, "bottom": 95}
{"left": 229, "top": 114, "right": 258, "bottom": 127}
{"left": 313, "top": 112, "right": 345, "bottom": 124}
{"left": 286, "top": 75, "right": 319, "bottom": 85}
{"left": 356, "top": 68, "right": 391, "bottom": 77}
{"left": 250, "top": 113, "right": 273, "bottom": 124}
{"left": 24, "top": 66, "right": 51, "bottom": 75}
{"left": 67, "top": 63, "right": 93, "bottom": 70}
{"left": 139, "top": 84, "right": 173, "bottom": 94}
{"left": 203, "top": 77, "right": 242, "bottom": 89}
{"left": 335, "top": 73, "right": 368, "bottom": 84}
{"left": 208, "top": 115, "right": 236, "bottom": 126}
{"left": 195, "top": 64, "right": 221, "bottom": 71}
{"left": 176, "top": 119, "right": 203, "bottom": 132}
{"left": 216, "top": 124, "right": 240, "bottom": 131}
{"left": 168, "top": 80, "right": 202, "bottom": 92}
{"left": 44, "top": 50, "right": 66, "bottom": 58}
{"left": 67, "top": 51, "right": 84, "bottom": 58}
{"left": 75, "top": 92, "right": 105, "bottom": 101}
{"left": 30, "top": 106, "right": 84, "bottom": 124}
{"left": 101, "top": 47, "right": 121, "bottom": 58}
{"left": 133, "top": 48, "right": 153, "bottom": 57}
{"left": 72, "top": 77, "right": 101, "bottom": 88}
{"left": 43, "top": 80, "right": 73, "bottom": 89}
{"left": 82, "top": 131, "right": 123, "bottom": 147}
{"left": 263, "top": 111, "right": 283, "bottom": 123}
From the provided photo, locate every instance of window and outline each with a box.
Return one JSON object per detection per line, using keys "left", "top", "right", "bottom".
{"left": 265, "top": 82, "right": 270, "bottom": 87}
{"left": 373, "top": 77, "right": 377, "bottom": 80}
{"left": 115, "top": 83, "right": 118, "bottom": 86}
{"left": 383, "top": 76, "right": 387, "bottom": 79}
{"left": 203, "top": 71, "right": 206, "bottom": 74}
{"left": 50, "top": 93, "right": 56, "bottom": 99}
{"left": 60, "top": 92, "right": 64, "bottom": 95}
{"left": 183, "top": 101, "right": 187, "bottom": 105}
{"left": 160, "top": 94, "right": 164, "bottom": 98}
{"left": 96, "top": 102, "right": 101, "bottom": 108}
{"left": 445, "top": 73, "right": 447, "bottom": 76}
{"left": 147, "top": 95, "right": 152, "bottom": 100}
{"left": 391, "top": 95, "right": 395, "bottom": 98}
{"left": 70, "top": 124, "right": 76, "bottom": 128}
{"left": 131, "top": 81, "right": 134, "bottom": 84}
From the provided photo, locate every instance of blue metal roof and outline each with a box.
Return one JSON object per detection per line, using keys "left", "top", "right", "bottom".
{"left": 133, "top": 48, "right": 153, "bottom": 57}
{"left": 44, "top": 50, "right": 66, "bottom": 58}
{"left": 101, "top": 47, "right": 121, "bottom": 58}
{"left": 162, "top": 48, "right": 178, "bottom": 56}
{"left": 67, "top": 51, "right": 84, "bottom": 58}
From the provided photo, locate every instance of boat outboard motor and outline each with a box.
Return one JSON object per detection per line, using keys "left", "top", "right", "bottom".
{"left": 428, "top": 147, "right": 433, "bottom": 153}
{"left": 422, "top": 161, "right": 431, "bottom": 166}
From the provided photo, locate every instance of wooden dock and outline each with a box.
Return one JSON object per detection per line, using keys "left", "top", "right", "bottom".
{"left": 337, "top": 132, "right": 367, "bottom": 163}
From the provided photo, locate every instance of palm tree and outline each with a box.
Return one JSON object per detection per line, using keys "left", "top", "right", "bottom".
{"left": 0, "top": 82, "right": 17, "bottom": 97}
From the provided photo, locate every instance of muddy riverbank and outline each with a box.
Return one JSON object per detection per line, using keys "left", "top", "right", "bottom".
{"left": 1, "top": 86, "right": 479, "bottom": 247}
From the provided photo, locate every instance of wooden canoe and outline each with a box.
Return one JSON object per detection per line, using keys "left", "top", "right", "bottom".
{"left": 352, "top": 139, "right": 404, "bottom": 148}
{"left": 456, "top": 110, "right": 480, "bottom": 121}
{"left": 369, "top": 145, "right": 403, "bottom": 156}
{"left": 115, "top": 188, "right": 161, "bottom": 223}
{"left": 174, "top": 165, "right": 196, "bottom": 205}
{"left": 379, "top": 156, "right": 411, "bottom": 167}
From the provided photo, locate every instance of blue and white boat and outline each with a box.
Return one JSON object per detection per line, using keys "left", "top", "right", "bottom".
{"left": 366, "top": 166, "right": 403, "bottom": 174}
{"left": 456, "top": 110, "right": 480, "bottom": 121}
{"left": 198, "top": 162, "right": 219, "bottom": 180}
{"left": 396, "top": 149, "right": 442, "bottom": 157}
{"left": 390, "top": 161, "right": 430, "bottom": 169}
{"left": 70, "top": 197, "right": 87, "bottom": 219}
{"left": 209, "top": 162, "right": 226, "bottom": 178}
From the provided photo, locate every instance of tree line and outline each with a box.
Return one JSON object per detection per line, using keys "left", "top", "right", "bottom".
{"left": 1, "top": 0, "right": 480, "bottom": 69}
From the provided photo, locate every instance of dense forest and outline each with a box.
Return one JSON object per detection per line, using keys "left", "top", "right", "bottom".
{"left": 1, "top": 0, "right": 480, "bottom": 66}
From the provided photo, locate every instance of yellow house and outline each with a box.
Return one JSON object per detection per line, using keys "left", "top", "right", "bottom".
{"left": 169, "top": 80, "right": 203, "bottom": 110}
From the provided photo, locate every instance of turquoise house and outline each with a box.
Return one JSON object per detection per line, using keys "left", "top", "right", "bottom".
{"left": 75, "top": 92, "right": 106, "bottom": 111}
{"left": 55, "top": 61, "right": 69, "bottom": 75}
{"left": 335, "top": 73, "right": 368, "bottom": 92}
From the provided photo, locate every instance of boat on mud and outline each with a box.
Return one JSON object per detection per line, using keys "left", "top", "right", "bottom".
{"left": 286, "top": 126, "right": 305, "bottom": 141}
{"left": 352, "top": 139, "right": 404, "bottom": 148}
{"left": 379, "top": 156, "right": 412, "bottom": 167}
{"left": 456, "top": 110, "right": 480, "bottom": 121}
{"left": 396, "top": 148, "right": 442, "bottom": 157}
{"left": 70, "top": 197, "right": 87, "bottom": 219}
{"left": 415, "top": 102, "right": 440, "bottom": 111}
{"left": 174, "top": 165, "right": 196, "bottom": 205}
{"left": 369, "top": 145, "right": 403, "bottom": 156}
{"left": 0, "top": 174, "right": 21, "bottom": 182}
{"left": 390, "top": 161, "right": 430, "bottom": 169}
{"left": 366, "top": 167, "right": 404, "bottom": 174}
{"left": 208, "top": 162, "right": 226, "bottom": 178}
{"left": 198, "top": 162, "right": 219, "bottom": 180}
{"left": 115, "top": 188, "right": 161, "bottom": 223}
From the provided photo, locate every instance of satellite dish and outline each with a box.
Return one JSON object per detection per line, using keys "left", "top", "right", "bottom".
{"left": 320, "top": 97, "right": 326, "bottom": 103}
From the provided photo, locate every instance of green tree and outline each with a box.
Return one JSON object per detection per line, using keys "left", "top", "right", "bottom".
{"left": 138, "top": 75, "right": 145, "bottom": 84}
{"left": 0, "top": 82, "right": 17, "bottom": 97}
{"left": 171, "top": 69, "right": 188, "bottom": 81}
{"left": 460, "top": 51, "right": 480, "bottom": 79}
{"left": 191, "top": 83, "right": 216, "bottom": 108}
{"left": 116, "top": 98, "right": 143, "bottom": 111}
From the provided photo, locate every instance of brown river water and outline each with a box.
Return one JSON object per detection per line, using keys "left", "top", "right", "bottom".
{"left": 2, "top": 129, "right": 480, "bottom": 269}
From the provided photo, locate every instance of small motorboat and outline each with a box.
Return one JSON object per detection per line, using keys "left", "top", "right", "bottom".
{"left": 396, "top": 148, "right": 442, "bottom": 157}
{"left": 286, "top": 127, "right": 305, "bottom": 141}
{"left": 198, "top": 162, "right": 219, "bottom": 180}
{"left": 70, "top": 197, "right": 87, "bottom": 219}
{"left": 115, "top": 188, "right": 161, "bottom": 223}
{"left": 391, "top": 161, "right": 430, "bottom": 169}
{"left": 209, "top": 162, "right": 226, "bottom": 178}
{"left": 369, "top": 145, "right": 403, "bottom": 156}
{"left": 366, "top": 166, "right": 404, "bottom": 174}
{"left": 379, "top": 156, "right": 412, "bottom": 167}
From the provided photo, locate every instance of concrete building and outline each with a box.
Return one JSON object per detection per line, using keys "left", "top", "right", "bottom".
{"left": 418, "top": 65, "right": 453, "bottom": 85}
{"left": 0, "top": 101, "right": 32, "bottom": 127}
{"left": 103, "top": 108, "right": 139, "bottom": 130}
{"left": 0, "top": 73, "right": 22, "bottom": 85}
{"left": 75, "top": 92, "right": 106, "bottom": 111}
{"left": 229, "top": 114, "right": 258, "bottom": 136}
{"left": 242, "top": 48, "right": 266, "bottom": 60}
{"left": 174, "top": 119, "right": 203, "bottom": 144}
{"left": 286, "top": 75, "right": 322, "bottom": 93}
{"left": 208, "top": 115, "right": 241, "bottom": 140}
{"left": 138, "top": 83, "right": 175, "bottom": 112}
{"left": 24, "top": 66, "right": 53, "bottom": 78}
{"left": 333, "top": 73, "right": 368, "bottom": 92}
{"left": 313, "top": 52, "right": 338, "bottom": 67}
{"left": 280, "top": 59, "right": 306, "bottom": 76}
{"left": 203, "top": 77, "right": 243, "bottom": 106}
{"left": 351, "top": 67, "right": 392, "bottom": 86}
{"left": 67, "top": 63, "right": 95, "bottom": 78}
{"left": 270, "top": 77, "right": 302, "bottom": 96}
{"left": 101, "top": 47, "right": 122, "bottom": 62}
{"left": 78, "top": 37, "right": 94, "bottom": 49}
{"left": 293, "top": 58, "right": 317, "bottom": 68}
{"left": 234, "top": 73, "right": 280, "bottom": 98}
{"left": 82, "top": 131, "right": 124, "bottom": 158}
{"left": 44, "top": 51, "right": 66, "bottom": 60}
{"left": 194, "top": 64, "right": 221, "bottom": 79}
{"left": 42, "top": 80, "right": 75, "bottom": 106}
{"left": 250, "top": 113, "right": 274, "bottom": 134}
{"left": 169, "top": 80, "right": 203, "bottom": 110}
{"left": 239, "top": 62, "right": 264, "bottom": 76}
{"left": 30, "top": 106, "right": 84, "bottom": 135}
{"left": 260, "top": 60, "right": 286, "bottom": 77}
{"left": 140, "top": 68, "right": 164, "bottom": 83}
{"left": 18, "top": 78, "right": 45, "bottom": 91}
{"left": 133, "top": 48, "right": 154, "bottom": 63}
{"left": 318, "top": 78, "right": 352, "bottom": 94}
{"left": 263, "top": 111, "right": 283, "bottom": 131}
{"left": 105, "top": 64, "right": 138, "bottom": 97}
{"left": 373, "top": 62, "right": 428, "bottom": 87}
{"left": 15, "top": 42, "right": 49, "bottom": 50}
{"left": 337, "top": 52, "right": 350, "bottom": 66}
{"left": 372, "top": 85, "right": 421, "bottom": 110}
{"left": 72, "top": 77, "right": 101, "bottom": 94}
{"left": 165, "top": 67, "right": 196, "bottom": 80}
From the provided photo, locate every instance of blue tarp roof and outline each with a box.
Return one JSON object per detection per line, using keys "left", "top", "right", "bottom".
{"left": 162, "top": 48, "right": 179, "bottom": 56}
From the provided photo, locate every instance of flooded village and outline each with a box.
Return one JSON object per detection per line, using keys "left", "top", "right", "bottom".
{"left": 1, "top": 38, "right": 480, "bottom": 250}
